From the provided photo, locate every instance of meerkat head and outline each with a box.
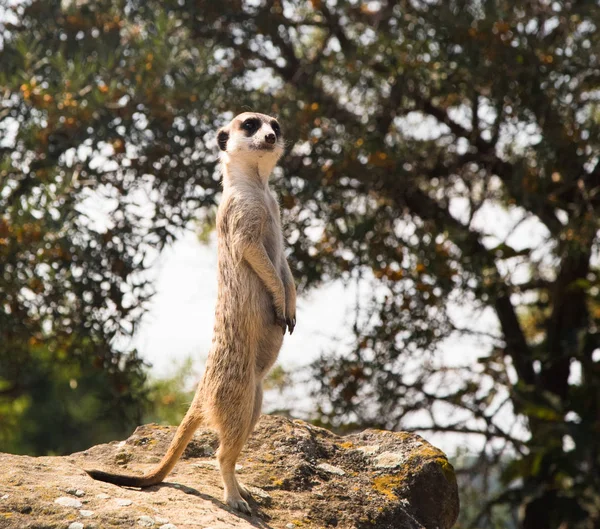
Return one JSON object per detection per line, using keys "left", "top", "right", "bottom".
{"left": 217, "top": 112, "right": 284, "bottom": 180}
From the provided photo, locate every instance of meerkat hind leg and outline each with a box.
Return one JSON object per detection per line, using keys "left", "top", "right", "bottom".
{"left": 212, "top": 387, "right": 255, "bottom": 514}
{"left": 218, "top": 432, "right": 252, "bottom": 514}
{"left": 234, "top": 382, "right": 264, "bottom": 502}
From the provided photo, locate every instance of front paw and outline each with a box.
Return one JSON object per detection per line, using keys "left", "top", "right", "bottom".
{"left": 273, "top": 308, "right": 287, "bottom": 334}
{"left": 286, "top": 314, "right": 296, "bottom": 335}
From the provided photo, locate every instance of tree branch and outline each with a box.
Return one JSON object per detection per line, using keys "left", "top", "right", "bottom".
{"left": 390, "top": 183, "right": 537, "bottom": 386}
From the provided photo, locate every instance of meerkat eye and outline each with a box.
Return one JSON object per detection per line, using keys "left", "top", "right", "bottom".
{"left": 241, "top": 119, "right": 260, "bottom": 135}
{"left": 271, "top": 121, "right": 281, "bottom": 138}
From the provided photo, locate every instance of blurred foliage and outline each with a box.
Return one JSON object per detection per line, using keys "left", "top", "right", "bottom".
{"left": 454, "top": 449, "right": 517, "bottom": 529}
{"left": 1, "top": 1, "right": 600, "bottom": 528}
{"left": 143, "top": 358, "right": 197, "bottom": 426}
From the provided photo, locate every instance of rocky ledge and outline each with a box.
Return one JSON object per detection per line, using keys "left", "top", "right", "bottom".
{"left": 0, "top": 415, "right": 459, "bottom": 529}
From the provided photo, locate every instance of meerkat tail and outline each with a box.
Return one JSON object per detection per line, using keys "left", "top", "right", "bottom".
{"left": 85, "top": 407, "right": 204, "bottom": 488}
{"left": 84, "top": 468, "right": 157, "bottom": 488}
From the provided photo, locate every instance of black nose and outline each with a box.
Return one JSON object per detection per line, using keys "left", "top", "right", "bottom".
{"left": 265, "top": 133, "right": 276, "bottom": 144}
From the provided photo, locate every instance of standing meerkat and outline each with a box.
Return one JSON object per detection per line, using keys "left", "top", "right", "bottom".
{"left": 86, "top": 112, "right": 296, "bottom": 514}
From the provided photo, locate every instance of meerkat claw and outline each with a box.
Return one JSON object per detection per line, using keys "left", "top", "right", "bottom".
{"left": 227, "top": 496, "right": 252, "bottom": 515}
{"left": 237, "top": 482, "right": 253, "bottom": 501}
{"left": 274, "top": 311, "right": 287, "bottom": 334}
{"left": 287, "top": 317, "right": 295, "bottom": 334}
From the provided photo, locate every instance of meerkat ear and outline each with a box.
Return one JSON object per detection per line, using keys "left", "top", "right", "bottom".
{"left": 217, "top": 128, "right": 229, "bottom": 151}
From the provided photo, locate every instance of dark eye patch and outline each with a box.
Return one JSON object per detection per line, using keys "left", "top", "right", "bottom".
{"left": 271, "top": 121, "right": 281, "bottom": 138}
{"left": 241, "top": 118, "right": 260, "bottom": 136}
{"left": 217, "top": 129, "right": 229, "bottom": 151}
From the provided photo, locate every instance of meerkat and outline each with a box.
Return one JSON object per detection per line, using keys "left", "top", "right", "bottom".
{"left": 85, "top": 112, "right": 296, "bottom": 514}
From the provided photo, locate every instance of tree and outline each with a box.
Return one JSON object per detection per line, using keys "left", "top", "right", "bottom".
{"left": 2, "top": 1, "right": 599, "bottom": 526}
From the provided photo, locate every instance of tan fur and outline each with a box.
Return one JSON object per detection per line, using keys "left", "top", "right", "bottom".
{"left": 85, "top": 112, "right": 296, "bottom": 515}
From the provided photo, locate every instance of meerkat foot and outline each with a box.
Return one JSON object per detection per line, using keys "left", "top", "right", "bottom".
{"left": 226, "top": 494, "right": 251, "bottom": 515}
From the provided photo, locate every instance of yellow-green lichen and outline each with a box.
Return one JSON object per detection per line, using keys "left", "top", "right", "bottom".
{"left": 413, "top": 445, "right": 445, "bottom": 459}
{"left": 372, "top": 474, "right": 405, "bottom": 500}
{"left": 270, "top": 476, "right": 284, "bottom": 487}
{"left": 406, "top": 443, "right": 456, "bottom": 485}
{"left": 115, "top": 452, "right": 133, "bottom": 465}
{"left": 437, "top": 457, "right": 456, "bottom": 485}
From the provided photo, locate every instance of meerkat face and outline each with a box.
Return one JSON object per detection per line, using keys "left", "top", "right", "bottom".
{"left": 217, "top": 112, "right": 284, "bottom": 164}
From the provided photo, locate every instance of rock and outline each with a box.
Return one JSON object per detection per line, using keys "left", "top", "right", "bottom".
{"left": 245, "top": 486, "right": 272, "bottom": 506}
{"left": 357, "top": 444, "right": 380, "bottom": 455}
{"left": 316, "top": 462, "right": 345, "bottom": 476}
{"left": 192, "top": 460, "right": 243, "bottom": 471}
{"left": 66, "top": 487, "right": 86, "bottom": 497}
{"left": 0, "top": 415, "right": 459, "bottom": 528}
{"left": 54, "top": 496, "right": 83, "bottom": 508}
{"left": 138, "top": 515, "right": 155, "bottom": 526}
{"left": 80, "top": 509, "right": 95, "bottom": 516}
{"left": 374, "top": 451, "right": 406, "bottom": 468}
